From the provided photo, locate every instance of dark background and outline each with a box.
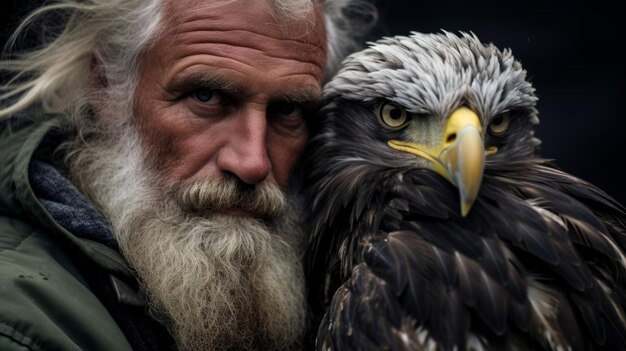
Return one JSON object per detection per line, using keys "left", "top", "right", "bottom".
{"left": 2, "top": 0, "right": 625, "bottom": 204}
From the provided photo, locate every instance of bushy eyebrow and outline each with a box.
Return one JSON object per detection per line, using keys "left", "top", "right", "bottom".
{"left": 166, "top": 71, "right": 239, "bottom": 96}
{"left": 165, "top": 71, "right": 321, "bottom": 107}
{"left": 276, "top": 88, "right": 321, "bottom": 108}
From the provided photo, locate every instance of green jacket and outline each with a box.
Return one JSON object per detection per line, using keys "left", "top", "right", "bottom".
{"left": 0, "top": 117, "right": 160, "bottom": 350}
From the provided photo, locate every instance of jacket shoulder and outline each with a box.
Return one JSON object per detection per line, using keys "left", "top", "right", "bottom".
{"left": 0, "top": 216, "right": 133, "bottom": 351}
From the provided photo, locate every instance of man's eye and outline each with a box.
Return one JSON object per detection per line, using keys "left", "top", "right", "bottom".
{"left": 192, "top": 88, "right": 216, "bottom": 103}
{"left": 270, "top": 101, "right": 308, "bottom": 132}
{"left": 274, "top": 102, "right": 301, "bottom": 117}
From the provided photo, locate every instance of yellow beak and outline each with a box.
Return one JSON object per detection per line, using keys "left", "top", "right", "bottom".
{"left": 388, "top": 107, "right": 486, "bottom": 217}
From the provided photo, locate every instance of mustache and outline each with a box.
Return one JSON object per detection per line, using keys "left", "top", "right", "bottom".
{"left": 169, "top": 175, "right": 286, "bottom": 218}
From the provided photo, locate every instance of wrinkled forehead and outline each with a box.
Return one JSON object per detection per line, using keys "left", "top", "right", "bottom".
{"left": 161, "top": 0, "right": 327, "bottom": 48}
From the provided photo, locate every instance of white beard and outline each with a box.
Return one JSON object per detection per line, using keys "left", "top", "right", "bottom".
{"left": 66, "top": 111, "right": 307, "bottom": 350}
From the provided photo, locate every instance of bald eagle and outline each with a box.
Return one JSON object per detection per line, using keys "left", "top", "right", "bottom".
{"left": 304, "top": 32, "right": 626, "bottom": 350}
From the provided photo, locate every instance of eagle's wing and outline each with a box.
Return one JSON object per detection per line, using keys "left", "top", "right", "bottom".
{"left": 311, "top": 166, "right": 626, "bottom": 350}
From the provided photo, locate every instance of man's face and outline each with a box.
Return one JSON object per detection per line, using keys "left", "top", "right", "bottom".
{"left": 134, "top": 0, "right": 327, "bottom": 200}
{"left": 73, "top": 2, "right": 328, "bottom": 348}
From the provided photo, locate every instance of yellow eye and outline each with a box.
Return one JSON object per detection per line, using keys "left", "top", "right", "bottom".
{"left": 488, "top": 112, "right": 510, "bottom": 135}
{"left": 378, "top": 102, "right": 408, "bottom": 129}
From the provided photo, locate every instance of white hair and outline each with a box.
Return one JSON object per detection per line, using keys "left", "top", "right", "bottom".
{"left": 0, "top": 0, "right": 163, "bottom": 123}
{"left": 0, "top": 0, "right": 377, "bottom": 124}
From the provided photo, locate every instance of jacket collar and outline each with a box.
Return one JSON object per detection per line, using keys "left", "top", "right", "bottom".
{"left": 8, "top": 117, "right": 135, "bottom": 279}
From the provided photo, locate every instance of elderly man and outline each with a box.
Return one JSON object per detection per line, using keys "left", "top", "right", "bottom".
{"left": 0, "top": 0, "right": 374, "bottom": 350}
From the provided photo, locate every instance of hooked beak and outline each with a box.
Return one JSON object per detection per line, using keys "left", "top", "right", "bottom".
{"left": 388, "top": 107, "right": 489, "bottom": 217}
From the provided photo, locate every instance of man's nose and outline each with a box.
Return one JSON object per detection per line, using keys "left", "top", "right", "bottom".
{"left": 216, "top": 111, "right": 271, "bottom": 185}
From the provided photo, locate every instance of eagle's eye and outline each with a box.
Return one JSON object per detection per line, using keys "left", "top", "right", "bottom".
{"left": 488, "top": 112, "right": 510, "bottom": 135}
{"left": 378, "top": 102, "right": 408, "bottom": 129}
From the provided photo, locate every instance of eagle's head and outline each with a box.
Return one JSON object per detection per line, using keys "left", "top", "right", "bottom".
{"left": 316, "top": 31, "right": 540, "bottom": 216}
